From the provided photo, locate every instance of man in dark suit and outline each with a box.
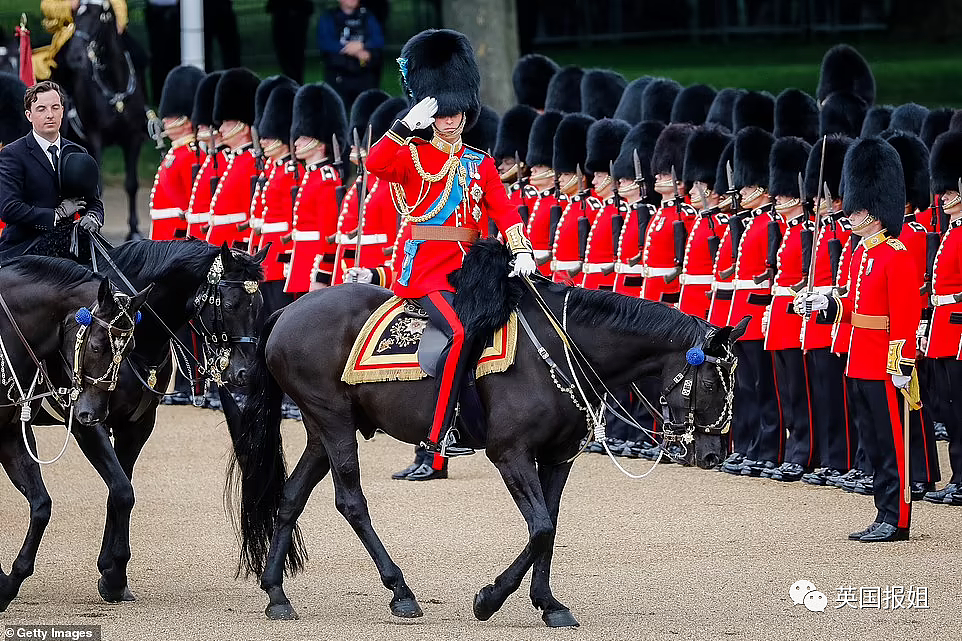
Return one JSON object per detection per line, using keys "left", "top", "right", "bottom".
{"left": 0, "top": 80, "right": 104, "bottom": 262}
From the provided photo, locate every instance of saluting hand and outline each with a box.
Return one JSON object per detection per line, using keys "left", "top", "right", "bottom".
{"left": 402, "top": 97, "right": 438, "bottom": 131}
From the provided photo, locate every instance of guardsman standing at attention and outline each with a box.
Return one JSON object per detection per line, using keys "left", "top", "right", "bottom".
{"left": 523, "top": 110, "right": 564, "bottom": 276}
{"left": 207, "top": 68, "right": 261, "bottom": 251}
{"left": 548, "top": 112, "right": 595, "bottom": 283}
{"left": 149, "top": 65, "right": 204, "bottom": 241}
{"left": 185, "top": 71, "right": 226, "bottom": 240}
{"left": 493, "top": 104, "right": 538, "bottom": 199}
{"left": 796, "top": 137, "right": 920, "bottom": 543}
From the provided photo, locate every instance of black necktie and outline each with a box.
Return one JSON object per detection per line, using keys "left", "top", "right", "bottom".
{"left": 48, "top": 144, "right": 59, "bottom": 177}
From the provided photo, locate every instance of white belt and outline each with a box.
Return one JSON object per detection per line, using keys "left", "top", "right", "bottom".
{"left": 932, "top": 293, "right": 962, "bottom": 306}
{"left": 209, "top": 212, "right": 246, "bottom": 225}
{"left": 583, "top": 262, "right": 614, "bottom": 274}
{"left": 186, "top": 212, "right": 209, "bottom": 224}
{"left": 336, "top": 233, "right": 388, "bottom": 245}
{"left": 811, "top": 285, "right": 834, "bottom": 295}
{"left": 261, "top": 221, "right": 290, "bottom": 234}
{"left": 249, "top": 217, "right": 264, "bottom": 230}
{"left": 615, "top": 262, "right": 644, "bottom": 274}
{"left": 712, "top": 280, "right": 734, "bottom": 291}
{"left": 643, "top": 266, "right": 676, "bottom": 277}
{"left": 771, "top": 285, "right": 798, "bottom": 297}
{"left": 149, "top": 207, "right": 183, "bottom": 220}
{"left": 680, "top": 274, "right": 713, "bottom": 285}
{"left": 734, "top": 279, "right": 771, "bottom": 290}
{"left": 292, "top": 230, "right": 321, "bottom": 242}
{"left": 551, "top": 260, "right": 582, "bottom": 271}
{"left": 534, "top": 249, "right": 552, "bottom": 261}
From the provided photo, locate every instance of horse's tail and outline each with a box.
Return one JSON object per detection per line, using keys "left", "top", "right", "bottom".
{"left": 225, "top": 308, "right": 306, "bottom": 579}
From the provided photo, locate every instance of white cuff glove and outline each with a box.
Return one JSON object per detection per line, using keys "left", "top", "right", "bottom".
{"left": 792, "top": 292, "right": 829, "bottom": 315}
{"left": 345, "top": 267, "right": 374, "bottom": 284}
{"left": 509, "top": 252, "right": 537, "bottom": 278}
{"left": 402, "top": 97, "right": 438, "bottom": 131}
{"left": 891, "top": 374, "right": 911, "bottom": 389}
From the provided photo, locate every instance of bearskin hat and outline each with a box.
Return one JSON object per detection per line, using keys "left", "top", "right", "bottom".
{"left": 399, "top": 29, "right": 481, "bottom": 130}
{"left": 817, "top": 44, "right": 876, "bottom": 107}
{"left": 580, "top": 69, "right": 626, "bottom": 120}
{"left": 650, "top": 123, "right": 695, "bottom": 178}
{"left": 842, "top": 137, "right": 905, "bottom": 237}
{"left": 706, "top": 88, "right": 744, "bottom": 131}
{"left": 819, "top": 91, "right": 867, "bottom": 138}
{"left": 366, "top": 96, "right": 408, "bottom": 146}
{"left": 290, "top": 83, "right": 348, "bottom": 160}
{"left": 258, "top": 84, "right": 296, "bottom": 143}
{"left": 463, "top": 105, "right": 499, "bottom": 154}
{"left": 254, "top": 75, "right": 297, "bottom": 133}
{"left": 494, "top": 104, "right": 538, "bottom": 162}
{"left": 544, "top": 66, "right": 584, "bottom": 114}
{"left": 714, "top": 139, "right": 735, "bottom": 194}
{"left": 773, "top": 88, "right": 818, "bottom": 143}
{"left": 805, "top": 134, "right": 852, "bottom": 202}
{"left": 884, "top": 130, "right": 931, "bottom": 212}
{"left": 640, "top": 78, "right": 682, "bottom": 124}
{"left": 612, "top": 120, "right": 665, "bottom": 184}
{"left": 950, "top": 110, "right": 962, "bottom": 133}
{"left": 159, "top": 65, "right": 205, "bottom": 120}
{"left": 60, "top": 151, "right": 100, "bottom": 200}
{"left": 683, "top": 125, "right": 732, "bottom": 191}
{"left": 732, "top": 90, "right": 775, "bottom": 133}
{"left": 769, "top": 136, "right": 812, "bottom": 198}
{"left": 585, "top": 118, "right": 631, "bottom": 174}
{"left": 191, "top": 71, "right": 223, "bottom": 129}
{"left": 213, "top": 67, "right": 260, "bottom": 126}
{"left": 860, "top": 105, "right": 892, "bottom": 138}
{"left": 733, "top": 126, "right": 774, "bottom": 189}
{"left": 552, "top": 113, "right": 596, "bottom": 174}
{"left": 0, "top": 72, "right": 28, "bottom": 145}
{"left": 348, "top": 88, "right": 389, "bottom": 140}
{"left": 613, "top": 76, "right": 653, "bottom": 125}
{"left": 513, "top": 53, "right": 559, "bottom": 110}
{"left": 889, "top": 103, "right": 928, "bottom": 136}
{"left": 921, "top": 107, "right": 954, "bottom": 150}
{"left": 929, "top": 131, "right": 962, "bottom": 195}
{"left": 526, "top": 110, "right": 565, "bottom": 168}
{"left": 671, "top": 84, "right": 717, "bottom": 126}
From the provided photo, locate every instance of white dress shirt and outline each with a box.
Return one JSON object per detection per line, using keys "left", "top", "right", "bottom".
{"left": 32, "top": 129, "right": 62, "bottom": 170}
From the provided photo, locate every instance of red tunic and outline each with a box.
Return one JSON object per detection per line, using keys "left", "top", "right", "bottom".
{"left": 207, "top": 145, "right": 256, "bottom": 249}
{"left": 366, "top": 126, "right": 524, "bottom": 299}
{"left": 801, "top": 216, "right": 852, "bottom": 351}
{"left": 679, "top": 211, "right": 726, "bottom": 319}
{"left": 830, "top": 236, "right": 856, "bottom": 355}
{"left": 185, "top": 148, "right": 226, "bottom": 239}
{"left": 897, "top": 217, "right": 929, "bottom": 313}
{"left": 707, "top": 223, "right": 736, "bottom": 327}
{"left": 641, "top": 202, "right": 696, "bottom": 304}
{"left": 246, "top": 162, "right": 271, "bottom": 251}
{"left": 551, "top": 195, "right": 594, "bottom": 283}
{"left": 284, "top": 162, "right": 340, "bottom": 293}
{"left": 925, "top": 218, "right": 962, "bottom": 358}
{"left": 257, "top": 158, "right": 297, "bottom": 282}
{"left": 331, "top": 178, "right": 397, "bottom": 285}
{"left": 823, "top": 231, "right": 920, "bottom": 380}
{"left": 613, "top": 201, "right": 655, "bottom": 297}
{"left": 579, "top": 197, "right": 618, "bottom": 290}
{"left": 148, "top": 137, "right": 196, "bottom": 241}
{"left": 764, "top": 216, "right": 810, "bottom": 351}
{"left": 727, "top": 209, "right": 784, "bottom": 341}
{"left": 527, "top": 188, "right": 559, "bottom": 277}
{"left": 330, "top": 178, "right": 360, "bottom": 285}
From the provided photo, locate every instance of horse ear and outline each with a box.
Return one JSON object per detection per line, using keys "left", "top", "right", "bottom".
{"left": 705, "top": 326, "right": 732, "bottom": 351}
{"left": 729, "top": 316, "right": 750, "bottom": 343}
{"left": 97, "top": 277, "right": 114, "bottom": 307}
{"left": 220, "top": 242, "right": 233, "bottom": 267}
{"left": 252, "top": 243, "right": 270, "bottom": 264}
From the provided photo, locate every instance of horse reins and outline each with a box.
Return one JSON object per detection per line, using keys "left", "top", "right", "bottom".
{"left": 72, "top": 3, "right": 138, "bottom": 113}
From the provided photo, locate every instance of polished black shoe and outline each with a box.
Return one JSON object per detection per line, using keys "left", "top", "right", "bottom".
{"left": 771, "top": 462, "right": 806, "bottom": 482}
{"left": 852, "top": 475, "right": 874, "bottom": 495}
{"left": 922, "top": 483, "right": 959, "bottom": 504}
{"left": 161, "top": 391, "right": 193, "bottom": 406}
{"left": 585, "top": 440, "right": 605, "bottom": 454}
{"left": 910, "top": 482, "right": 935, "bottom": 501}
{"left": 859, "top": 522, "right": 909, "bottom": 543}
{"left": 802, "top": 467, "right": 842, "bottom": 486}
{"left": 945, "top": 489, "right": 962, "bottom": 506}
{"left": 848, "top": 521, "right": 881, "bottom": 541}
{"left": 391, "top": 451, "right": 426, "bottom": 480}
{"left": 721, "top": 456, "right": 747, "bottom": 475}
{"left": 405, "top": 462, "right": 448, "bottom": 481}
{"left": 934, "top": 422, "right": 949, "bottom": 441}
{"left": 622, "top": 441, "right": 653, "bottom": 458}
{"left": 829, "top": 468, "right": 862, "bottom": 488}
{"left": 281, "top": 401, "right": 302, "bottom": 421}
{"left": 740, "top": 459, "right": 776, "bottom": 477}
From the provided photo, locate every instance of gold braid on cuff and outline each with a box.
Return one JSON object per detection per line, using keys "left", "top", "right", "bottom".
{"left": 505, "top": 223, "right": 534, "bottom": 254}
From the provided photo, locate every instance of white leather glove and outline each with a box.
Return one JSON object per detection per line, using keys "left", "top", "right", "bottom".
{"left": 509, "top": 252, "right": 537, "bottom": 278}
{"left": 792, "top": 292, "right": 829, "bottom": 315}
{"left": 891, "top": 374, "right": 911, "bottom": 389}
{"left": 77, "top": 213, "right": 102, "bottom": 233}
{"left": 55, "top": 197, "right": 86, "bottom": 222}
{"left": 345, "top": 267, "right": 374, "bottom": 284}
{"left": 402, "top": 97, "right": 437, "bottom": 130}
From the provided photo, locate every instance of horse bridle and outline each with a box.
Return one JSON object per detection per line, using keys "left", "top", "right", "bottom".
{"left": 71, "top": 1, "right": 137, "bottom": 113}
{"left": 188, "top": 255, "right": 260, "bottom": 386}
{"left": 71, "top": 294, "right": 140, "bottom": 399}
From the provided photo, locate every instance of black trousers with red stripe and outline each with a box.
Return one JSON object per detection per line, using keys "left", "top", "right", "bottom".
{"left": 848, "top": 378, "right": 911, "bottom": 529}
{"left": 735, "top": 340, "right": 782, "bottom": 463}
{"left": 775, "top": 348, "right": 816, "bottom": 467}
{"left": 806, "top": 348, "right": 854, "bottom": 471}
{"left": 930, "top": 358, "right": 962, "bottom": 484}
{"left": 910, "top": 359, "right": 941, "bottom": 484}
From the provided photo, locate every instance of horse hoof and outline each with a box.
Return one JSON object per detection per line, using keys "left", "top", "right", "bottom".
{"left": 543, "top": 609, "right": 580, "bottom": 628}
{"left": 98, "top": 577, "right": 136, "bottom": 603}
{"left": 390, "top": 597, "right": 423, "bottom": 618}
{"left": 473, "top": 585, "right": 497, "bottom": 621}
{"left": 266, "top": 602, "right": 299, "bottom": 620}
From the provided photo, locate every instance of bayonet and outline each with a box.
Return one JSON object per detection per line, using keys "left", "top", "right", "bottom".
{"left": 670, "top": 165, "right": 682, "bottom": 211}
{"left": 610, "top": 160, "right": 621, "bottom": 210}
{"left": 354, "top": 124, "right": 373, "bottom": 267}
{"left": 633, "top": 149, "right": 647, "bottom": 200}
{"left": 803, "top": 137, "right": 829, "bottom": 316}
{"left": 514, "top": 150, "right": 524, "bottom": 188}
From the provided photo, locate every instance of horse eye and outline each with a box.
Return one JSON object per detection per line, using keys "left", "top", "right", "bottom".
{"left": 703, "top": 381, "right": 715, "bottom": 392}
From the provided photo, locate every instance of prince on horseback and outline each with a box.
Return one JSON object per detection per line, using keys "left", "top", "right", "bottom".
{"left": 359, "top": 29, "right": 536, "bottom": 470}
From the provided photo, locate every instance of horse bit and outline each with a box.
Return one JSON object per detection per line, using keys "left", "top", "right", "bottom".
{"left": 71, "top": 294, "right": 140, "bottom": 401}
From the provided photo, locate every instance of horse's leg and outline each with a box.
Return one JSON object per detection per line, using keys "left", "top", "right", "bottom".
{"left": 0, "top": 427, "right": 52, "bottom": 612}
{"left": 321, "top": 424, "right": 422, "bottom": 619}
{"left": 473, "top": 450, "right": 563, "bottom": 625}
{"left": 72, "top": 425, "right": 137, "bottom": 603}
{"left": 528, "top": 461, "right": 577, "bottom": 627}
{"left": 261, "top": 433, "right": 331, "bottom": 620}
{"left": 122, "top": 137, "right": 142, "bottom": 239}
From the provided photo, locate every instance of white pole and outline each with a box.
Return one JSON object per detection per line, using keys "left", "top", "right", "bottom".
{"left": 181, "top": 0, "right": 205, "bottom": 69}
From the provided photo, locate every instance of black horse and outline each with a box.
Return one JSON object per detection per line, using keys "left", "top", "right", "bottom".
{"left": 54, "top": 0, "right": 147, "bottom": 240}
{"left": 50, "top": 238, "right": 265, "bottom": 604}
{"left": 228, "top": 241, "right": 746, "bottom": 627}
{"left": 0, "top": 256, "right": 150, "bottom": 612}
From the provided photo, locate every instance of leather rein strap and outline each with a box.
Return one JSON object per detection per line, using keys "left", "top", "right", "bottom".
{"left": 0, "top": 288, "right": 65, "bottom": 405}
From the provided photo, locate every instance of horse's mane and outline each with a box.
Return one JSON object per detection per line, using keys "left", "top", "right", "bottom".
{"left": 108, "top": 239, "right": 263, "bottom": 282}
{"left": 565, "top": 286, "right": 709, "bottom": 346}
{"left": 2, "top": 256, "right": 100, "bottom": 291}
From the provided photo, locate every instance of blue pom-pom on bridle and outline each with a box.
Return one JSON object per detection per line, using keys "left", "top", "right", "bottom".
{"left": 75, "top": 307, "right": 93, "bottom": 326}
{"left": 135, "top": 310, "right": 142, "bottom": 324}
{"left": 686, "top": 347, "right": 706, "bottom": 366}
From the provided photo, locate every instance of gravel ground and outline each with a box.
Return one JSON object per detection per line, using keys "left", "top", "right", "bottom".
{"left": 1, "top": 404, "right": 960, "bottom": 640}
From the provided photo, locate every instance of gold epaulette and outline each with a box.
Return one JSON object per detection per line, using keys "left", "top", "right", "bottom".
{"left": 887, "top": 238, "right": 907, "bottom": 251}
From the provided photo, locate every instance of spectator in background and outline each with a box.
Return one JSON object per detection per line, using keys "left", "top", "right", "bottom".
{"left": 146, "top": 0, "right": 181, "bottom": 104}
{"left": 316, "top": 0, "right": 384, "bottom": 109}
{"left": 267, "top": 0, "right": 313, "bottom": 83}
{"left": 204, "top": 0, "right": 242, "bottom": 70}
